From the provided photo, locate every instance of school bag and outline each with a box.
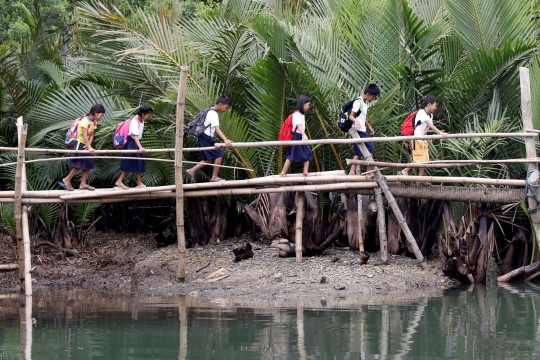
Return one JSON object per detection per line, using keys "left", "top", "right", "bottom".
{"left": 278, "top": 110, "right": 299, "bottom": 147}
{"left": 187, "top": 107, "right": 214, "bottom": 137}
{"left": 337, "top": 97, "right": 361, "bottom": 132}
{"left": 400, "top": 111, "right": 418, "bottom": 136}
{"left": 65, "top": 117, "right": 95, "bottom": 148}
{"left": 112, "top": 117, "right": 138, "bottom": 149}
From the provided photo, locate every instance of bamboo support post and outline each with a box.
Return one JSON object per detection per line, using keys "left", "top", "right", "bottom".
{"left": 520, "top": 67, "right": 540, "bottom": 252}
{"left": 348, "top": 128, "right": 427, "bottom": 269}
{"left": 14, "top": 118, "right": 32, "bottom": 293}
{"left": 375, "top": 187, "right": 388, "bottom": 265}
{"left": 176, "top": 65, "right": 189, "bottom": 282}
{"left": 295, "top": 192, "right": 305, "bottom": 263}
{"left": 355, "top": 166, "right": 368, "bottom": 265}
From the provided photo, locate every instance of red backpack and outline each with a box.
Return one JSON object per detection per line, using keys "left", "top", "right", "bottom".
{"left": 400, "top": 111, "right": 418, "bottom": 136}
{"left": 278, "top": 110, "right": 299, "bottom": 147}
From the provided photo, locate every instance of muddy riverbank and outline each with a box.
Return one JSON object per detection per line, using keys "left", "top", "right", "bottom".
{"left": 0, "top": 233, "right": 458, "bottom": 300}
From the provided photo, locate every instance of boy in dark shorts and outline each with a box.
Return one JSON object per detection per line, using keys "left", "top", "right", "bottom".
{"left": 348, "top": 84, "right": 380, "bottom": 175}
{"left": 186, "top": 96, "right": 233, "bottom": 182}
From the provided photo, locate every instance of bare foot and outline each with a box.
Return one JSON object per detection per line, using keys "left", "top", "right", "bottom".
{"left": 303, "top": 173, "right": 315, "bottom": 177}
{"left": 280, "top": 173, "right": 287, "bottom": 178}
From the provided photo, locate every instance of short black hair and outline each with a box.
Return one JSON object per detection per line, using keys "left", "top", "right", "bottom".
{"left": 216, "top": 95, "right": 231, "bottom": 105}
{"left": 296, "top": 95, "right": 311, "bottom": 114}
{"left": 137, "top": 104, "right": 154, "bottom": 116}
{"left": 363, "top": 84, "right": 380, "bottom": 97}
{"left": 88, "top": 104, "right": 106, "bottom": 115}
{"left": 424, "top": 95, "right": 437, "bottom": 106}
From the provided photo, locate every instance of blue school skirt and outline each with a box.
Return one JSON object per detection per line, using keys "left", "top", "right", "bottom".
{"left": 285, "top": 132, "right": 314, "bottom": 162}
{"left": 120, "top": 137, "right": 146, "bottom": 173}
{"left": 353, "top": 131, "right": 375, "bottom": 156}
{"left": 198, "top": 133, "right": 224, "bottom": 160}
{"left": 67, "top": 142, "right": 95, "bottom": 170}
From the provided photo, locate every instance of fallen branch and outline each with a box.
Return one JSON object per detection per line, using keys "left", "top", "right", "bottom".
{"left": 35, "top": 241, "right": 81, "bottom": 257}
{"left": 497, "top": 261, "right": 540, "bottom": 282}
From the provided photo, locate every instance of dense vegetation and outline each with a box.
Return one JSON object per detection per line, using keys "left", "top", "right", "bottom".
{"left": 1, "top": 0, "right": 540, "bottom": 245}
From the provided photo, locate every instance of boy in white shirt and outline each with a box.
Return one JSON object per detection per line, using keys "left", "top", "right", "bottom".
{"left": 186, "top": 96, "right": 233, "bottom": 182}
{"left": 348, "top": 84, "right": 380, "bottom": 175}
{"left": 400, "top": 95, "right": 447, "bottom": 185}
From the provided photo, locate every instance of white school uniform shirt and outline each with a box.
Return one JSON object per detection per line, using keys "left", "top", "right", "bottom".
{"left": 292, "top": 111, "right": 305, "bottom": 133}
{"left": 203, "top": 108, "right": 220, "bottom": 137}
{"left": 413, "top": 109, "right": 433, "bottom": 143}
{"left": 351, "top": 98, "right": 369, "bottom": 132}
{"left": 128, "top": 115, "right": 145, "bottom": 139}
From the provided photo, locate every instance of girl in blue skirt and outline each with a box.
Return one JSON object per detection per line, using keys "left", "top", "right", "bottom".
{"left": 59, "top": 104, "right": 106, "bottom": 191}
{"left": 115, "top": 104, "right": 154, "bottom": 189}
{"left": 280, "top": 95, "right": 314, "bottom": 177}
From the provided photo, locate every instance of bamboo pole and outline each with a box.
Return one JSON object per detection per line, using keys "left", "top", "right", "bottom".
{"left": 375, "top": 187, "right": 388, "bottom": 265}
{"left": 0, "top": 264, "right": 19, "bottom": 270}
{"left": 176, "top": 65, "right": 189, "bottom": 282}
{"left": 356, "top": 167, "right": 367, "bottom": 264}
{"left": 520, "top": 67, "right": 540, "bottom": 252}
{"left": 348, "top": 158, "right": 540, "bottom": 168}
{"left": 348, "top": 128, "right": 428, "bottom": 269}
{"left": 0, "top": 131, "right": 531, "bottom": 155}
{"left": 22, "top": 206, "right": 32, "bottom": 296}
{"left": 201, "top": 132, "right": 536, "bottom": 150}
{"left": 0, "top": 182, "right": 525, "bottom": 205}
{"left": 14, "top": 119, "right": 28, "bottom": 292}
{"left": 17, "top": 117, "right": 32, "bottom": 296}
{"left": 295, "top": 192, "right": 305, "bottom": 263}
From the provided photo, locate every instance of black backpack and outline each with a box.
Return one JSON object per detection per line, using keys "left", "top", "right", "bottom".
{"left": 187, "top": 107, "right": 214, "bottom": 137}
{"left": 337, "top": 97, "right": 361, "bottom": 132}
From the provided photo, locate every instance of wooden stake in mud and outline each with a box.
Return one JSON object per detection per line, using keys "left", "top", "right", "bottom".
{"left": 175, "top": 65, "right": 189, "bottom": 281}
{"left": 295, "top": 192, "right": 305, "bottom": 263}
{"left": 356, "top": 167, "right": 369, "bottom": 265}
{"left": 349, "top": 128, "right": 427, "bottom": 269}
{"left": 520, "top": 67, "right": 540, "bottom": 252}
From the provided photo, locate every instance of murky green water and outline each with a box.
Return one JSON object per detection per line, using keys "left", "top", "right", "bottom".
{"left": 1, "top": 284, "right": 540, "bottom": 359}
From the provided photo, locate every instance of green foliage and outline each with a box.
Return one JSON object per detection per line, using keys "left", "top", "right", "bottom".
{"left": 2, "top": 0, "right": 540, "bottom": 238}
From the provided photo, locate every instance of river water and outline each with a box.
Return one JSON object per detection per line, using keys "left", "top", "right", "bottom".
{"left": 1, "top": 284, "right": 540, "bottom": 359}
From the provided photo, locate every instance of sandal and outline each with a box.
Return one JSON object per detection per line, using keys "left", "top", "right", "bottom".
{"left": 58, "top": 181, "right": 74, "bottom": 191}
{"left": 210, "top": 177, "right": 226, "bottom": 182}
{"left": 115, "top": 183, "right": 129, "bottom": 190}
{"left": 135, "top": 184, "right": 147, "bottom": 189}
{"left": 79, "top": 185, "right": 95, "bottom": 191}
{"left": 397, "top": 171, "right": 403, "bottom": 176}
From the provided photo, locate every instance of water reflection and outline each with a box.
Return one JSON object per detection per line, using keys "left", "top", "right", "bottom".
{"left": 1, "top": 284, "right": 540, "bottom": 359}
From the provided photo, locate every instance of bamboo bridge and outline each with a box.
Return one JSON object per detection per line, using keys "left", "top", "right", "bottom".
{"left": 2, "top": 66, "right": 540, "bottom": 295}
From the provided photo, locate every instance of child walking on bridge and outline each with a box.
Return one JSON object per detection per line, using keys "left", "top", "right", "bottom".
{"left": 59, "top": 104, "right": 106, "bottom": 191}
{"left": 115, "top": 104, "right": 154, "bottom": 190}
{"left": 348, "top": 84, "right": 380, "bottom": 176}
{"left": 280, "top": 95, "right": 313, "bottom": 177}
{"left": 186, "top": 96, "right": 233, "bottom": 182}
{"left": 399, "top": 95, "right": 447, "bottom": 185}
